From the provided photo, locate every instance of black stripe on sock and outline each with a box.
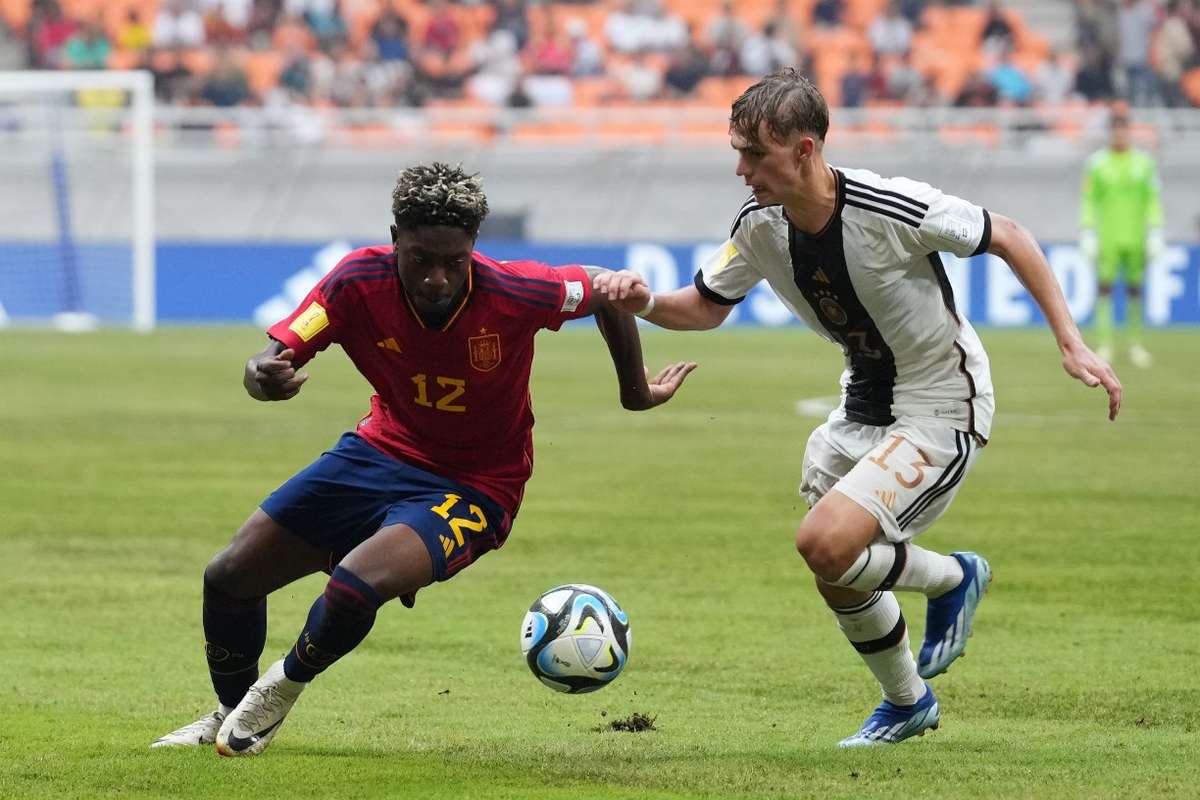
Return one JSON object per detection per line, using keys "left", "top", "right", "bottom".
{"left": 851, "top": 615, "right": 907, "bottom": 654}
{"left": 875, "top": 543, "right": 908, "bottom": 591}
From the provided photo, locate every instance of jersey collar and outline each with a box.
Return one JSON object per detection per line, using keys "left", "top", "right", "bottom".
{"left": 401, "top": 261, "right": 474, "bottom": 332}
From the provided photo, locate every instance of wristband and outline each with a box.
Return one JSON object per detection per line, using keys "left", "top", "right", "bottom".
{"left": 634, "top": 294, "right": 656, "bottom": 319}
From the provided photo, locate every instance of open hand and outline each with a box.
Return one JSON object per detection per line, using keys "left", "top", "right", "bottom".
{"left": 1062, "top": 343, "right": 1121, "bottom": 421}
{"left": 627, "top": 361, "right": 698, "bottom": 410}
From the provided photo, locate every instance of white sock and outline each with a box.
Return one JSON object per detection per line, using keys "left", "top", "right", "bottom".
{"left": 218, "top": 703, "right": 235, "bottom": 717}
{"left": 832, "top": 591, "right": 926, "bottom": 706}
{"left": 833, "top": 543, "right": 964, "bottom": 597}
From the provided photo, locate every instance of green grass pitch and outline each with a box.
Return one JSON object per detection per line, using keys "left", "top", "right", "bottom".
{"left": 1, "top": 326, "right": 1197, "bottom": 799}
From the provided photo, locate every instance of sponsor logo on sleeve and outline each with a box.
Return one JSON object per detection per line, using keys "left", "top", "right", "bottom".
{"left": 288, "top": 301, "right": 329, "bottom": 341}
{"left": 562, "top": 280, "right": 584, "bottom": 313}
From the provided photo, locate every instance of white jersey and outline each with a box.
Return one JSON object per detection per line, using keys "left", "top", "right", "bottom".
{"left": 699, "top": 166, "right": 995, "bottom": 440}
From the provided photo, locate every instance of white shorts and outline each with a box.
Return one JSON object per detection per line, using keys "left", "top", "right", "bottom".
{"left": 799, "top": 414, "right": 984, "bottom": 542}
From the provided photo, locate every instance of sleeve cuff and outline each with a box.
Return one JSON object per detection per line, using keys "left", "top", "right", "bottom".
{"left": 971, "top": 209, "right": 992, "bottom": 257}
{"left": 693, "top": 271, "right": 744, "bottom": 306}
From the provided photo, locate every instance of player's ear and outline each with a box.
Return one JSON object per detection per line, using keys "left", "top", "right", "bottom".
{"left": 389, "top": 224, "right": 399, "bottom": 246}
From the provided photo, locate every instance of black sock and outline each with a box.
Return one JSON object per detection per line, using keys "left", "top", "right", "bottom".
{"left": 283, "top": 565, "right": 383, "bottom": 683}
{"left": 202, "top": 577, "right": 267, "bottom": 709}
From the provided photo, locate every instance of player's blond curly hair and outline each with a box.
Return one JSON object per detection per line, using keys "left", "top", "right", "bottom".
{"left": 391, "top": 162, "right": 490, "bottom": 235}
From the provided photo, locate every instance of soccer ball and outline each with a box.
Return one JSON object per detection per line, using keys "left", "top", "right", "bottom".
{"left": 519, "top": 584, "right": 631, "bottom": 693}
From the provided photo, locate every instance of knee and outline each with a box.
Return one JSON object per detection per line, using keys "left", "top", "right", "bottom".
{"left": 794, "top": 520, "right": 856, "bottom": 584}
{"left": 203, "top": 528, "right": 263, "bottom": 600}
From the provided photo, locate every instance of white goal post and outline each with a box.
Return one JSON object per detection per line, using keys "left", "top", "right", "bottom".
{"left": 0, "top": 70, "right": 154, "bottom": 331}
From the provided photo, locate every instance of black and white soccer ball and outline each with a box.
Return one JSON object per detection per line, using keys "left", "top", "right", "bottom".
{"left": 519, "top": 584, "right": 631, "bottom": 693}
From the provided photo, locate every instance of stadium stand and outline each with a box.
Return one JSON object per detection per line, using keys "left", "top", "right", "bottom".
{"left": 2, "top": 0, "right": 1198, "bottom": 146}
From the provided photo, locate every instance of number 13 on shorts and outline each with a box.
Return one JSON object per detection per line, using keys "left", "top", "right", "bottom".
{"left": 841, "top": 427, "right": 979, "bottom": 540}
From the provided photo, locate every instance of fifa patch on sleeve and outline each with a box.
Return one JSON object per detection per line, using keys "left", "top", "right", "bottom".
{"left": 288, "top": 301, "right": 329, "bottom": 342}
{"left": 711, "top": 240, "right": 739, "bottom": 274}
{"left": 937, "top": 216, "right": 974, "bottom": 245}
{"left": 561, "top": 280, "right": 584, "bottom": 313}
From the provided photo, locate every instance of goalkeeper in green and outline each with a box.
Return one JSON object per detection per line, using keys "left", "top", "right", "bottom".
{"left": 1079, "top": 110, "right": 1163, "bottom": 368}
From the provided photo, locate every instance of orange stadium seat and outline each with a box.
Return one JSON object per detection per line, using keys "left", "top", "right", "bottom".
{"left": 242, "top": 50, "right": 283, "bottom": 97}
{"left": 1182, "top": 68, "right": 1200, "bottom": 106}
{"left": 844, "top": 0, "right": 887, "bottom": 31}
{"left": 1, "top": 0, "right": 31, "bottom": 31}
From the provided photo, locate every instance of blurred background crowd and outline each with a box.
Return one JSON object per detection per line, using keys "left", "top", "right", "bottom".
{"left": 1, "top": 0, "right": 1198, "bottom": 111}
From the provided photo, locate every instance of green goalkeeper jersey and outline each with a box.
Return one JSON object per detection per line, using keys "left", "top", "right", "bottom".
{"left": 1080, "top": 148, "right": 1163, "bottom": 248}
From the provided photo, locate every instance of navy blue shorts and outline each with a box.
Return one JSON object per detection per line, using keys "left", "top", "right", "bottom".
{"left": 261, "top": 433, "right": 512, "bottom": 582}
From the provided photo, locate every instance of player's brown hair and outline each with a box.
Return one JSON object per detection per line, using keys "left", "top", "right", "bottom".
{"left": 730, "top": 68, "right": 829, "bottom": 147}
{"left": 391, "top": 162, "right": 490, "bottom": 235}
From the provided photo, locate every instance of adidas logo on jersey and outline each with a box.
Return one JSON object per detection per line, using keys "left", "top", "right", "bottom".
{"left": 376, "top": 337, "right": 402, "bottom": 353}
{"left": 875, "top": 489, "right": 897, "bottom": 510}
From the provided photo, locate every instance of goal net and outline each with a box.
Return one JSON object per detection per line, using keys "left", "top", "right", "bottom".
{"left": 0, "top": 70, "right": 154, "bottom": 331}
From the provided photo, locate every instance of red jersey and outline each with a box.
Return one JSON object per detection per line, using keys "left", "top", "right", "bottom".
{"left": 267, "top": 245, "right": 594, "bottom": 515}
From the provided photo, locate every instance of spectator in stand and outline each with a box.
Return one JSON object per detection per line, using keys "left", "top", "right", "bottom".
{"left": 613, "top": 52, "right": 663, "bottom": 101}
{"left": 869, "top": 2, "right": 913, "bottom": 57}
{"left": 423, "top": 0, "right": 460, "bottom": 58}
{"left": 1157, "top": 1, "right": 1197, "bottom": 107}
{"left": 490, "top": 0, "right": 530, "bottom": 51}
{"left": 886, "top": 49, "right": 926, "bottom": 103}
{"left": 841, "top": 50, "right": 872, "bottom": 107}
{"left": 1117, "top": 0, "right": 1159, "bottom": 105}
{"left": 152, "top": 46, "right": 197, "bottom": 102}
{"left": 117, "top": 9, "right": 154, "bottom": 55}
{"left": 200, "top": 45, "right": 251, "bottom": 106}
{"left": 412, "top": 0, "right": 474, "bottom": 96}
{"left": 1074, "top": 43, "right": 1117, "bottom": 100}
{"left": 987, "top": 46, "right": 1032, "bottom": 104}
{"left": 155, "top": 0, "right": 207, "bottom": 49}
{"left": 605, "top": 0, "right": 647, "bottom": 54}
{"left": 371, "top": 8, "right": 409, "bottom": 63}
{"left": 246, "top": 0, "right": 283, "bottom": 48}
{"left": 278, "top": 42, "right": 314, "bottom": 100}
{"left": 1075, "top": 0, "right": 1119, "bottom": 60}
{"left": 896, "top": 0, "right": 928, "bottom": 26}
{"left": 740, "top": 21, "right": 800, "bottom": 77}
{"left": 466, "top": 29, "right": 521, "bottom": 105}
{"left": 528, "top": 14, "right": 574, "bottom": 76}
{"left": 812, "top": 0, "right": 844, "bottom": 28}
{"left": 663, "top": 27, "right": 710, "bottom": 97}
{"left": 298, "top": 0, "right": 346, "bottom": 47}
{"left": 980, "top": 0, "right": 1015, "bottom": 56}
{"left": 955, "top": 70, "right": 1000, "bottom": 106}
{"left": 63, "top": 18, "right": 111, "bottom": 70}
{"left": 642, "top": 0, "right": 688, "bottom": 52}
{"left": 0, "top": 18, "right": 25, "bottom": 70}
{"left": 565, "top": 17, "right": 604, "bottom": 77}
{"left": 208, "top": 0, "right": 254, "bottom": 33}
{"left": 706, "top": 0, "right": 748, "bottom": 76}
{"left": 1034, "top": 48, "right": 1078, "bottom": 105}
{"left": 30, "top": 1, "right": 80, "bottom": 69}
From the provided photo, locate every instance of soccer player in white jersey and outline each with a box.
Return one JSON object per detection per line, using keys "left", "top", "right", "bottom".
{"left": 595, "top": 69, "right": 1122, "bottom": 747}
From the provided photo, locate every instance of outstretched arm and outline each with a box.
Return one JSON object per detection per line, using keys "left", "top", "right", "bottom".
{"left": 244, "top": 338, "right": 310, "bottom": 401}
{"left": 592, "top": 270, "right": 734, "bottom": 330}
{"left": 988, "top": 213, "right": 1122, "bottom": 421}
{"left": 583, "top": 267, "right": 697, "bottom": 411}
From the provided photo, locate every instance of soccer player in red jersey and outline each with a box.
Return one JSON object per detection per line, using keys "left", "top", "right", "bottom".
{"left": 152, "top": 163, "right": 696, "bottom": 756}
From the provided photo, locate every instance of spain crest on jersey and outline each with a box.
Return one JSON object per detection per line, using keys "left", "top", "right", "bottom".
{"left": 468, "top": 331, "right": 501, "bottom": 372}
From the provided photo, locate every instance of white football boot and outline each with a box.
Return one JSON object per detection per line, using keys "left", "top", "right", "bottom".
{"left": 215, "top": 660, "right": 305, "bottom": 757}
{"left": 151, "top": 707, "right": 229, "bottom": 748}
